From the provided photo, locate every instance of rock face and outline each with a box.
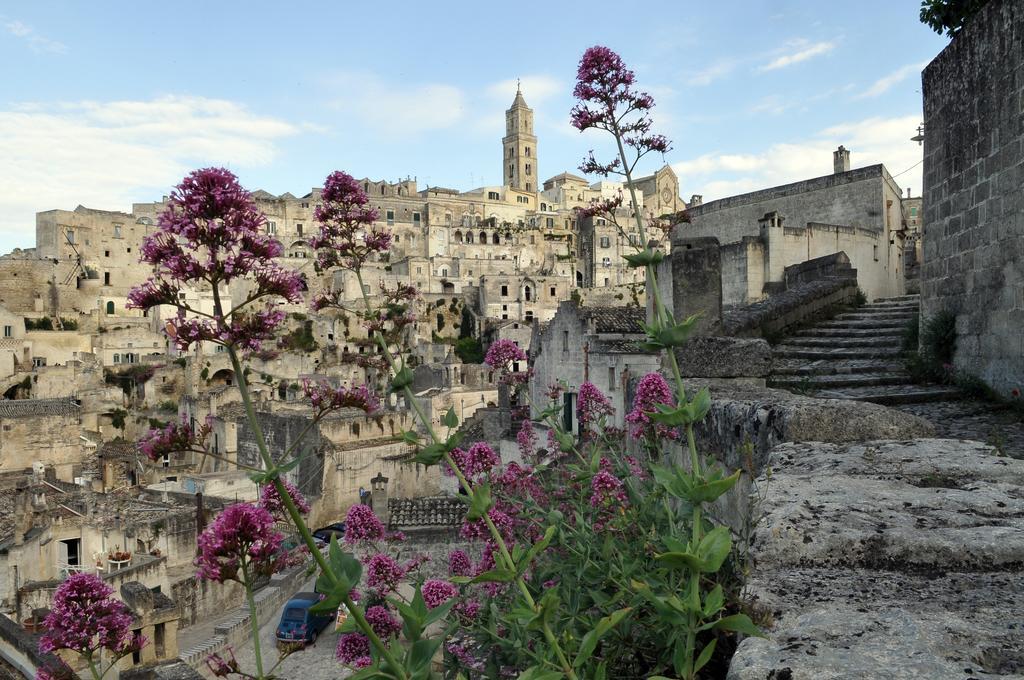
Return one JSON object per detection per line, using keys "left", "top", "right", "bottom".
{"left": 674, "top": 336, "right": 773, "bottom": 379}
{"left": 728, "top": 439, "right": 1024, "bottom": 680}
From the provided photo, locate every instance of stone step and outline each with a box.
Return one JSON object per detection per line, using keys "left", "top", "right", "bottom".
{"left": 774, "top": 346, "right": 897, "bottom": 360}
{"left": 873, "top": 294, "right": 920, "bottom": 303}
{"left": 815, "top": 384, "right": 962, "bottom": 405}
{"left": 834, "top": 310, "right": 917, "bottom": 321}
{"left": 769, "top": 372, "right": 914, "bottom": 390}
{"left": 781, "top": 335, "right": 904, "bottom": 348}
{"left": 858, "top": 303, "right": 920, "bottom": 313}
{"left": 770, "top": 358, "right": 907, "bottom": 376}
{"left": 814, "top": 318, "right": 910, "bottom": 331}
{"left": 794, "top": 326, "right": 909, "bottom": 338}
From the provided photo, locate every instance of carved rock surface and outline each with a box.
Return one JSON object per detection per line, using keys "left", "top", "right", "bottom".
{"left": 728, "top": 439, "right": 1024, "bottom": 680}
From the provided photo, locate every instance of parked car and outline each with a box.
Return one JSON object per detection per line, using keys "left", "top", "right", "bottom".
{"left": 275, "top": 593, "right": 333, "bottom": 646}
{"left": 312, "top": 525, "right": 345, "bottom": 545}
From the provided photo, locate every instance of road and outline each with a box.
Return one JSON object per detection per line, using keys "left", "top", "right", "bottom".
{"left": 226, "top": 576, "right": 353, "bottom": 680}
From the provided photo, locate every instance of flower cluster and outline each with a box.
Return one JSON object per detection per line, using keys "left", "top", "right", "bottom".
{"left": 205, "top": 649, "right": 241, "bottom": 677}
{"left": 137, "top": 416, "right": 210, "bottom": 463}
{"left": 127, "top": 168, "right": 304, "bottom": 353}
{"left": 570, "top": 46, "right": 671, "bottom": 177}
{"left": 445, "top": 442, "right": 500, "bottom": 482}
{"left": 258, "top": 479, "right": 311, "bottom": 519}
{"left": 310, "top": 171, "right": 389, "bottom": 272}
{"left": 195, "top": 503, "right": 284, "bottom": 583}
{"left": 39, "top": 574, "right": 142, "bottom": 659}
{"left": 448, "top": 549, "right": 472, "bottom": 577}
{"left": 302, "top": 379, "right": 380, "bottom": 417}
{"left": 484, "top": 339, "right": 527, "bottom": 372}
{"left": 422, "top": 579, "right": 458, "bottom": 609}
{"left": 515, "top": 418, "right": 537, "bottom": 460}
{"left": 336, "top": 632, "right": 371, "bottom": 667}
{"left": 365, "top": 554, "right": 405, "bottom": 595}
{"left": 343, "top": 504, "right": 385, "bottom": 544}
{"left": 365, "top": 605, "right": 402, "bottom": 639}
{"left": 577, "top": 381, "right": 614, "bottom": 434}
{"left": 591, "top": 470, "right": 627, "bottom": 508}
{"left": 626, "top": 372, "right": 680, "bottom": 441}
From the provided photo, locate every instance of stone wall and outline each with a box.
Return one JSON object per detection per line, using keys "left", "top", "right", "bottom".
{"left": 171, "top": 571, "right": 244, "bottom": 631}
{"left": 921, "top": 0, "right": 1024, "bottom": 396}
{"left": 723, "top": 277, "right": 859, "bottom": 338}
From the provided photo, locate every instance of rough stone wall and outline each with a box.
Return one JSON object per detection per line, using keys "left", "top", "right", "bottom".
{"left": 235, "top": 412, "right": 324, "bottom": 502}
{"left": 921, "top": 0, "right": 1024, "bottom": 395}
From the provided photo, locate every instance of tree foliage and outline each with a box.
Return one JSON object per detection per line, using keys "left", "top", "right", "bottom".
{"left": 920, "top": 0, "right": 990, "bottom": 36}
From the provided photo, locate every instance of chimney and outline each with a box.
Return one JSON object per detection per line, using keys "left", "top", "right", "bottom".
{"left": 833, "top": 145, "right": 850, "bottom": 174}
{"left": 689, "top": 194, "right": 703, "bottom": 207}
{"left": 906, "top": 188, "right": 912, "bottom": 198}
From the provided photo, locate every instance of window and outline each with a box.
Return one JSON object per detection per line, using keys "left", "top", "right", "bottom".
{"left": 296, "top": 223, "right": 303, "bottom": 236}
{"left": 562, "top": 331, "right": 569, "bottom": 351}
{"left": 526, "top": 164, "right": 531, "bottom": 176}
{"left": 530, "top": 235, "right": 535, "bottom": 244}
{"left": 394, "top": 234, "right": 400, "bottom": 242}
{"left": 386, "top": 210, "right": 395, "bottom": 225}
{"left": 113, "top": 353, "right": 121, "bottom": 364}
{"left": 417, "top": 267, "right": 422, "bottom": 274}
{"left": 526, "top": 183, "right": 532, "bottom": 191}
{"left": 604, "top": 278, "right": 610, "bottom": 286}
{"left": 509, "top": 164, "right": 514, "bottom": 178}
{"left": 104, "top": 272, "right": 111, "bottom": 285}
{"left": 525, "top": 310, "right": 533, "bottom": 321}
{"left": 550, "top": 286, "right": 556, "bottom": 296}
{"left": 524, "top": 285, "right": 532, "bottom": 301}
{"left": 602, "top": 257, "right": 611, "bottom": 268}
{"left": 113, "top": 225, "right": 122, "bottom": 238}
{"left": 301, "top": 202, "right": 310, "bottom": 208}
{"left": 33, "top": 357, "right": 46, "bottom": 368}
{"left": 267, "top": 221, "right": 277, "bottom": 235}
{"left": 106, "top": 301, "right": 115, "bottom": 314}
{"left": 104, "top": 250, "right": 110, "bottom": 257}
{"left": 488, "top": 191, "right": 500, "bottom": 200}
{"left": 873, "top": 245, "right": 879, "bottom": 261}
{"left": 525, "top": 147, "right": 531, "bottom": 157}
{"left": 501, "top": 285, "right": 508, "bottom": 296}
{"left": 445, "top": 213, "right": 452, "bottom": 225}
{"left": 600, "top": 237, "right": 610, "bottom": 248}
{"left": 608, "top": 367, "right": 615, "bottom": 391}
{"left": 910, "top": 207, "right": 917, "bottom": 217}
{"left": 363, "top": 284, "right": 370, "bottom": 294}
{"left": 546, "top": 218, "right": 554, "bottom": 227}
{"left": 66, "top": 230, "right": 75, "bottom": 244}
{"left": 2, "top": 325, "right": 10, "bottom": 338}
{"left": 413, "top": 212, "right": 421, "bottom": 223}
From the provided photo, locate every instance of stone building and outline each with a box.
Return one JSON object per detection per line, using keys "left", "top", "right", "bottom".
{"left": 0, "top": 399, "right": 82, "bottom": 480}
{"left": 682, "top": 147, "right": 908, "bottom": 304}
{"left": 502, "top": 86, "right": 538, "bottom": 192}
{"left": 921, "top": 0, "right": 1023, "bottom": 396}
{"left": 529, "top": 301, "right": 660, "bottom": 433}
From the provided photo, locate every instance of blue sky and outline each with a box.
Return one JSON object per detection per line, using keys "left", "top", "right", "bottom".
{"left": 0, "top": 1, "right": 949, "bottom": 254}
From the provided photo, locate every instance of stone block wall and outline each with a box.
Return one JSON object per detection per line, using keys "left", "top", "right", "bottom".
{"left": 921, "top": 0, "right": 1024, "bottom": 396}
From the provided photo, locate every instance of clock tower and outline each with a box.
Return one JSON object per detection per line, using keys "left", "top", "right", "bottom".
{"left": 502, "top": 84, "right": 538, "bottom": 192}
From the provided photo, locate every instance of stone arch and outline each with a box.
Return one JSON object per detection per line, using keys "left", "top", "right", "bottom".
{"left": 491, "top": 232, "right": 500, "bottom": 245}
{"left": 209, "top": 368, "right": 234, "bottom": 386}
{"left": 479, "top": 230, "right": 487, "bottom": 244}
{"left": 454, "top": 230, "right": 463, "bottom": 244}
{"left": 105, "top": 301, "right": 115, "bottom": 315}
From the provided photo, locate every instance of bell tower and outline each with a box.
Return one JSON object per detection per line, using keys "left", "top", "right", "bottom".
{"left": 502, "top": 82, "right": 538, "bottom": 192}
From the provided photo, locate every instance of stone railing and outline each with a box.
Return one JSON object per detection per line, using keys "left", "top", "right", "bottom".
{"left": 723, "top": 277, "right": 859, "bottom": 338}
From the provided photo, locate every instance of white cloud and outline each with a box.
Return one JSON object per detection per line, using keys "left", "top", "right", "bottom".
{"left": 0, "top": 96, "right": 301, "bottom": 251}
{"left": 325, "top": 72, "right": 466, "bottom": 135}
{"left": 689, "top": 59, "right": 737, "bottom": 86}
{"left": 855, "top": 62, "right": 927, "bottom": 99}
{"left": 4, "top": 19, "right": 66, "bottom": 54}
{"left": 672, "top": 114, "right": 924, "bottom": 202}
{"left": 750, "top": 94, "right": 793, "bottom": 115}
{"left": 758, "top": 40, "right": 835, "bottom": 72}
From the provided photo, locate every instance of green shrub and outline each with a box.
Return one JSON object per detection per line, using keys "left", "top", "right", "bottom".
{"left": 454, "top": 337, "right": 485, "bottom": 364}
{"left": 921, "top": 309, "right": 957, "bottom": 365}
{"left": 853, "top": 288, "right": 868, "bottom": 306}
{"left": 60, "top": 317, "right": 79, "bottom": 330}
{"left": 157, "top": 400, "right": 178, "bottom": 413}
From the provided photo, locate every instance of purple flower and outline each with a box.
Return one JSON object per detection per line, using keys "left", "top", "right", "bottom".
{"left": 39, "top": 573, "right": 142, "bottom": 658}
{"left": 205, "top": 649, "right": 240, "bottom": 677}
{"left": 343, "top": 504, "right": 384, "bottom": 544}
{"left": 626, "top": 372, "right": 680, "bottom": 441}
{"left": 336, "top": 632, "right": 370, "bottom": 664}
{"left": 448, "top": 550, "right": 472, "bottom": 577}
{"left": 195, "top": 503, "right": 284, "bottom": 583}
{"left": 516, "top": 418, "right": 537, "bottom": 460}
{"left": 577, "top": 381, "right": 614, "bottom": 433}
{"left": 445, "top": 442, "right": 500, "bottom": 481}
{"left": 484, "top": 340, "right": 529, "bottom": 385}
{"left": 127, "top": 168, "right": 304, "bottom": 353}
{"left": 302, "top": 379, "right": 380, "bottom": 416}
{"left": 591, "top": 470, "right": 627, "bottom": 508}
{"left": 365, "top": 554, "right": 405, "bottom": 595}
{"left": 137, "top": 416, "right": 210, "bottom": 463}
{"left": 311, "top": 171, "right": 388, "bottom": 272}
{"left": 364, "top": 605, "right": 402, "bottom": 639}
{"left": 258, "top": 479, "right": 311, "bottom": 519}
{"left": 421, "top": 579, "right": 458, "bottom": 609}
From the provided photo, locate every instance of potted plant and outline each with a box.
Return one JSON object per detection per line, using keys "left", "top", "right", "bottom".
{"left": 106, "top": 547, "right": 132, "bottom": 570}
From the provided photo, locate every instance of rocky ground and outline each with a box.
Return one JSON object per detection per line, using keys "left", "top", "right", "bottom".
{"left": 893, "top": 399, "right": 1024, "bottom": 459}
{"left": 728, "top": 438, "right": 1024, "bottom": 680}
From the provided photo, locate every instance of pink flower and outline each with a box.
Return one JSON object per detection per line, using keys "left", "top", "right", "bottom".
{"left": 445, "top": 442, "right": 500, "bottom": 481}
{"left": 421, "top": 579, "right": 458, "bottom": 609}
{"left": 626, "top": 372, "right": 680, "bottom": 441}
{"left": 302, "top": 379, "right": 380, "bottom": 416}
{"left": 448, "top": 550, "right": 472, "bottom": 577}
{"left": 364, "top": 605, "right": 402, "bottom": 639}
{"left": 311, "top": 171, "right": 388, "bottom": 272}
{"left": 137, "top": 416, "right": 210, "bottom": 463}
{"left": 39, "top": 573, "right": 142, "bottom": 657}
{"left": 258, "top": 479, "right": 311, "bottom": 519}
{"left": 365, "top": 554, "right": 405, "bottom": 595}
{"left": 205, "top": 649, "right": 240, "bottom": 677}
{"left": 343, "top": 504, "right": 384, "bottom": 544}
{"left": 577, "top": 381, "right": 614, "bottom": 433}
{"left": 591, "top": 470, "right": 627, "bottom": 508}
{"left": 516, "top": 418, "right": 537, "bottom": 460}
{"left": 195, "top": 503, "right": 284, "bottom": 583}
{"left": 336, "top": 632, "right": 370, "bottom": 664}
{"left": 484, "top": 340, "right": 529, "bottom": 385}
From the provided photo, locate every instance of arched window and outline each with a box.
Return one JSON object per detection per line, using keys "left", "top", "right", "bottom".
{"left": 454, "top": 230, "right": 463, "bottom": 243}
{"left": 466, "top": 231, "right": 474, "bottom": 244}
{"left": 479, "top": 231, "right": 487, "bottom": 244}
{"left": 491, "top": 232, "right": 499, "bottom": 244}
{"left": 105, "top": 301, "right": 114, "bottom": 314}
{"left": 524, "top": 285, "right": 532, "bottom": 302}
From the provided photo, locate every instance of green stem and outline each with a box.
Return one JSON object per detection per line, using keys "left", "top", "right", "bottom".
{"left": 240, "top": 559, "right": 265, "bottom": 679}
{"left": 85, "top": 654, "right": 103, "bottom": 680}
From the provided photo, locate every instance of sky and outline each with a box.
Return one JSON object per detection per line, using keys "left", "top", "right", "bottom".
{"left": 0, "top": 1, "right": 950, "bottom": 254}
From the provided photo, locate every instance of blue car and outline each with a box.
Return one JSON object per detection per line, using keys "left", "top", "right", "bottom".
{"left": 275, "top": 592, "right": 334, "bottom": 646}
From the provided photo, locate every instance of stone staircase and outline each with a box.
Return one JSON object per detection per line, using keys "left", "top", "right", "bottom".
{"left": 769, "top": 294, "right": 961, "bottom": 405}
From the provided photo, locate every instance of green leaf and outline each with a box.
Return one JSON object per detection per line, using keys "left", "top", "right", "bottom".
{"left": 456, "top": 568, "right": 516, "bottom": 584}
{"left": 554, "top": 430, "right": 575, "bottom": 453}
{"left": 518, "top": 525, "right": 557, "bottom": 573}
{"left": 393, "top": 598, "right": 423, "bottom": 641}
{"left": 656, "top": 313, "right": 701, "bottom": 348}
{"left": 654, "top": 550, "right": 703, "bottom": 571}
{"left": 463, "top": 482, "right": 493, "bottom": 521}
{"left": 684, "top": 387, "right": 712, "bottom": 424}
{"left": 328, "top": 535, "right": 363, "bottom": 587}
{"left": 308, "top": 589, "right": 342, "bottom": 615}
{"left": 442, "top": 406, "right": 459, "bottom": 429}
{"left": 573, "top": 607, "right": 631, "bottom": 668}
{"left": 622, "top": 249, "right": 665, "bottom": 268}
{"left": 517, "top": 667, "right": 563, "bottom": 680}
{"left": 390, "top": 366, "right": 413, "bottom": 392}
{"left": 406, "top": 637, "right": 444, "bottom": 673}
{"left": 694, "top": 639, "right": 717, "bottom": 673}
{"left": 709, "top": 613, "right": 763, "bottom": 637}
{"left": 595, "top": 661, "right": 607, "bottom": 680}
{"left": 691, "top": 468, "right": 741, "bottom": 503}
{"left": 703, "top": 584, "right": 725, "bottom": 617}
{"left": 695, "top": 526, "right": 732, "bottom": 574}
{"left": 423, "top": 597, "right": 458, "bottom": 627}
{"left": 398, "top": 430, "right": 420, "bottom": 445}
{"left": 412, "top": 443, "right": 447, "bottom": 466}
